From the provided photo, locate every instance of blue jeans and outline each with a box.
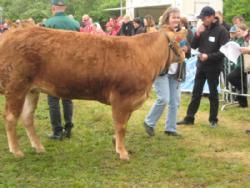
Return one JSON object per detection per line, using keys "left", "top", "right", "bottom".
{"left": 48, "top": 95, "right": 73, "bottom": 134}
{"left": 144, "top": 74, "right": 180, "bottom": 132}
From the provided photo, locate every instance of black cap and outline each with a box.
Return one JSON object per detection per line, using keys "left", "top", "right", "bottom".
{"left": 197, "top": 6, "right": 215, "bottom": 19}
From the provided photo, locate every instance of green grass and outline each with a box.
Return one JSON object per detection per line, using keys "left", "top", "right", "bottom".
{"left": 1, "top": 93, "right": 250, "bottom": 187}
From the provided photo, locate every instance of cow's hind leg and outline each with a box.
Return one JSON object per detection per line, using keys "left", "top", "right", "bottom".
{"left": 20, "top": 91, "right": 45, "bottom": 153}
{"left": 112, "top": 105, "right": 131, "bottom": 160}
{"left": 4, "top": 95, "right": 26, "bottom": 157}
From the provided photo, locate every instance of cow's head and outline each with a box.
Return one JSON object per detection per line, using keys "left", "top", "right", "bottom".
{"left": 161, "top": 25, "right": 186, "bottom": 64}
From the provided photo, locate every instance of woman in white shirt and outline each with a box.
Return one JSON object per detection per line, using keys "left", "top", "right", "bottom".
{"left": 144, "top": 7, "right": 188, "bottom": 136}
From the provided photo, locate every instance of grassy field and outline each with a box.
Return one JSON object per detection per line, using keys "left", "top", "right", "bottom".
{"left": 0, "top": 93, "right": 250, "bottom": 187}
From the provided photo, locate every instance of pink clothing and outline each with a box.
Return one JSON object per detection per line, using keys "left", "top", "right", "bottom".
{"left": 80, "top": 25, "right": 94, "bottom": 33}
{"left": 80, "top": 19, "right": 95, "bottom": 33}
{"left": 106, "top": 18, "right": 121, "bottom": 36}
{"left": 80, "top": 24, "right": 106, "bottom": 35}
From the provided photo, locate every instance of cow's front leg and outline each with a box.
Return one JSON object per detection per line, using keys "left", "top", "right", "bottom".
{"left": 115, "top": 122, "right": 129, "bottom": 160}
{"left": 112, "top": 106, "right": 131, "bottom": 160}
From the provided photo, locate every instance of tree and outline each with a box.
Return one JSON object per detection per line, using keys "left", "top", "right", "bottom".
{"left": 0, "top": 0, "right": 121, "bottom": 23}
{"left": 66, "top": 0, "right": 122, "bottom": 23}
{"left": 0, "top": 0, "right": 50, "bottom": 22}
{"left": 224, "top": 0, "right": 250, "bottom": 25}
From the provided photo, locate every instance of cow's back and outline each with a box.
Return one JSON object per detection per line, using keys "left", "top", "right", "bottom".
{"left": 0, "top": 27, "right": 169, "bottom": 103}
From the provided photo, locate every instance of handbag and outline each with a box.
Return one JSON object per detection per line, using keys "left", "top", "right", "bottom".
{"left": 244, "top": 54, "right": 250, "bottom": 72}
{"left": 175, "top": 61, "right": 186, "bottom": 82}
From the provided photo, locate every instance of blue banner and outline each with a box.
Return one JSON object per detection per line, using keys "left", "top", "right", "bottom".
{"left": 180, "top": 56, "right": 216, "bottom": 94}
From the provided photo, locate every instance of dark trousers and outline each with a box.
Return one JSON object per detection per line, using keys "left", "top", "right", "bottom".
{"left": 185, "top": 69, "right": 220, "bottom": 123}
{"left": 48, "top": 95, "right": 73, "bottom": 133}
{"left": 227, "top": 67, "right": 248, "bottom": 107}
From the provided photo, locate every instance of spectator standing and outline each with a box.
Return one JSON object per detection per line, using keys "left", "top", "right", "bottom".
{"left": 80, "top": 14, "right": 105, "bottom": 35}
{"left": 105, "top": 17, "right": 121, "bottom": 36}
{"left": 80, "top": 14, "right": 94, "bottom": 33}
{"left": 239, "top": 46, "right": 250, "bottom": 133}
{"left": 45, "top": 0, "right": 80, "bottom": 140}
{"left": 232, "top": 16, "right": 245, "bottom": 26}
{"left": 133, "top": 17, "right": 145, "bottom": 34}
{"left": 144, "top": 15, "right": 157, "bottom": 33}
{"left": 232, "top": 16, "right": 250, "bottom": 42}
{"left": 177, "top": 6, "right": 229, "bottom": 128}
{"left": 144, "top": 7, "right": 188, "bottom": 137}
{"left": 187, "top": 15, "right": 198, "bottom": 35}
{"left": 227, "top": 24, "right": 249, "bottom": 108}
{"left": 215, "top": 11, "right": 231, "bottom": 31}
{"left": 223, "top": 25, "right": 239, "bottom": 90}
{"left": 118, "top": 16, "right": 135, "bottom": 36}
{"left": 91, "top": 22, "right": 106, "bottom": 35}
{"left": 229, "top": 25, "right": 238, "bottom": 40}
{"left": 180, "top": 17, "right": 193, "bottom": 58}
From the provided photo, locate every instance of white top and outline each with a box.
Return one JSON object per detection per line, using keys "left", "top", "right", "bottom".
{"left": 168, "top": 62, "right": 178, "bottom": 75}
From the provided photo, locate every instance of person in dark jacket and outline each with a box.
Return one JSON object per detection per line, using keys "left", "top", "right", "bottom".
{"left": 215, "top": 11, "right": 231, "bottom": 31}
{"left": 240, "top": 46, "right": 250, "bottom": 134}
{"left": 227, "top": 24, "right": 248, "bottom": 108}
{"left": 45, "top": 0, "right": 80, "bottom": 140}
{"left": 118, "top": 16, "right": 135, "bottom": 36}
{"left": 177, "top": 6, "right": 229, "bottom": 128}
{"left": 133, "top": 17, "right": 145, "bottom": 35}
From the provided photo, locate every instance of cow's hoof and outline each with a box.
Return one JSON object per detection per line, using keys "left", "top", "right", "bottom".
{"left": 119, "top": 153, "right": 129, "bottom": 161}
{"left": 36, "top": 146, "right": 46, "bottom": 153}
{"left": 13, "top": 150, "right": 24, "bottom": 158}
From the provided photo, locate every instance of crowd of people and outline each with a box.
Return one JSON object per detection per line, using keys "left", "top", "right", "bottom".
{"left": 1, "top": 0, "right": 250, "bottom": 139}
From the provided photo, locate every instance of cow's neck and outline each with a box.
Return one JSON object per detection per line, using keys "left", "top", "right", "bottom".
{"left": 140, "top": 32, "right": 173, "bottom": 80}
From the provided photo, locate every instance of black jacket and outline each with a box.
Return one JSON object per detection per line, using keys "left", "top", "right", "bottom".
{"left": 134, "top": 25, "right": 145, "bottom": 35}
{"left": 191, "top": 20, "right": 229, "bottom": 71}
{"left": 118, "top": 21, "right": 135, "bottom": 36}
{"left": 222, "top": 21, "right": 231, "bottom": 31}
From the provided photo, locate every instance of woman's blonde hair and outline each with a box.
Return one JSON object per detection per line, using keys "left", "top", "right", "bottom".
{"left": 161, "top": 7, "right": 180, "bottom": 26}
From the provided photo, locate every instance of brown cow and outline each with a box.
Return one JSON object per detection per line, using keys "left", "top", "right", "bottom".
{"left": 0, "top": 26, "right": 185, "bottom": 160}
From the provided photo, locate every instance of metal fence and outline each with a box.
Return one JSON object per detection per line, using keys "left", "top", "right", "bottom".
{"left": 220, "top": 57, "right": 249, "bottom": 110}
